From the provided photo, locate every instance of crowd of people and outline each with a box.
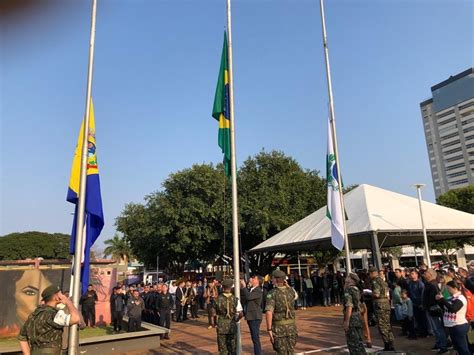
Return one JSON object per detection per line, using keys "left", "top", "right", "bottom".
{"left": 14, "top": 262, "right": 474, "bottom": 355}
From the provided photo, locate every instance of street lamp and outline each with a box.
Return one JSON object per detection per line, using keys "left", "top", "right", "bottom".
{"left": 413, "top": 184, "right": 431, "bottom": 267}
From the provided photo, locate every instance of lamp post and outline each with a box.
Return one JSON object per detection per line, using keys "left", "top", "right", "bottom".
{"left": 413, "top": 184, "right": 431, "bottom": 267}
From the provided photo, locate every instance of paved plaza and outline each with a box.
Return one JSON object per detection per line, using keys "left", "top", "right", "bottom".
{"left": 120, "top": 305, "right": 434, "bottom": 354}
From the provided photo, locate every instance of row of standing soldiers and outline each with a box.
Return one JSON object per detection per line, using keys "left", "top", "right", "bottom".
{"left": 343, "top": 267, "right": 395, "bottom": 354}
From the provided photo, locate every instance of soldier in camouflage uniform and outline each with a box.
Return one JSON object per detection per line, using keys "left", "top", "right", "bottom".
{"left": 369, "top": 266, "right": 395, "bottom": 351}
{"left": 17, "top": 285, "right": 81, "bottom": 355}
{"left": 265, "top": 269, "right": 298, "bottom": 355}
{"left": 215, "top": 279, "right": 243, "bottom": 355}
{"left": 343, "top": 273, "right": 366, "bottom": 355}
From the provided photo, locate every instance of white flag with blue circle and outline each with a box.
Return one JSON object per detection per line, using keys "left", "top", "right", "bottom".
{"left": 326, "top": 118, "right": 344, "bottom": 250}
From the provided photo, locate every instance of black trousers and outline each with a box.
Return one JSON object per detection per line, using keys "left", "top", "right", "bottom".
{"left": 176, "top": 304, "right": 184, "bottom": 321}
{"left": 82, "top": 306, "right": 95, "bottom": 326}
{"left": 112, "top": 311, "right": 123, "bottom": 331}
{"left": 159, "top": 310, "right": 171, "bottom": 329}
{"left": 247, "top": 319, "right": 262, "bottom": 355}
{"left": 191, "top": 303, "right": 199, "bottom": 318}
{"left": 128, "top": 316, "right": 141, "bottom": 332}
{"left": 183, "top": 304, "right": 189, "bottom": 320}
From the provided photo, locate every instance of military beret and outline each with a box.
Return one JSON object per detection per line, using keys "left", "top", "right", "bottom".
{"left": 272, "top": 269, "right": 286, "bottom": 279}
{"left": 368, "top": 266, "right": 378, "bottom": 273}
{"left": 222, "top": 279, "right": 234, "bottom": 288}
{"left": 41, "top": 285, "right": 61, "bottom": 301}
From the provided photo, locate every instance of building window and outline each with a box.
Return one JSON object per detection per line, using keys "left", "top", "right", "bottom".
{"left": 438, "top": 116, "right": 456, "bottom": 126}
{"left": 444, "top": 147, "right": 462, "bottom": 155}
{"left": 462, "top": 118, "right": 474, "bottom": 126}
{"left": 445, "top": 155, "right": 464, "bottom": 163}
{"left": 449, "top": 179, "right": 468, "bottom": 186}
{"left": 459, "top": 101, "right": 474, "bottom": 111}
{"left": 437, "top": 109, "right": 455, "bottom": 119}
{"left": 446, "top": 162, "right": 466, "bottom": 171}
{"left": 461, "top": 110, "right": 474, "bottom": 118}
{"left": 463, "top": 127, "right": 474, "bottom": 134}
{"left": 442, "top": 140, "right": 461, "bottom": 149}
{"left": 440, "top": 132, "right": 459, "bottom": 140}
{"left": 447, "top": 171, "right": 467, "bottom": 179}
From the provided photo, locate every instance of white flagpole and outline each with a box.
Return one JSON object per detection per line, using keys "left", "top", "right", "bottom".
{"left": 319, "top": 0, "right": 351, "bottom": 273}
{"left": 226, "top": 0, "right": 242, "bottom": 351}
{"left": 69, "top": 0, "right": 98, "bottom": 353}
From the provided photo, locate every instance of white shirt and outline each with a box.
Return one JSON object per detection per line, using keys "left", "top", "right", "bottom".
{"left": 53, "top": 310, "right": 71, "bottom": 327}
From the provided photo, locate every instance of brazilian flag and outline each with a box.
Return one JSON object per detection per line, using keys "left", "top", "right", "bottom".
{"left": 212, "top": 32, "right": 231, "bottom": 177}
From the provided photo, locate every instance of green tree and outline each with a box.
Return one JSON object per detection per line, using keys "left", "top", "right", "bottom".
{"left": 437, "top": 185, "right": 474, "bottom": 214}
{"left": 0, "top": 232, "right": 70, "bottom": 260}
{"left": 116, "top": 164, "right": 229, "bottom": 275}
{"left": 238, "top": 150, "right": 326, "bottom": 274}
{"left": 103, "top": 234, "right": 132, "bottom": 264}
{"left": 115, "top": 151, "right": 328, "bottom": 276}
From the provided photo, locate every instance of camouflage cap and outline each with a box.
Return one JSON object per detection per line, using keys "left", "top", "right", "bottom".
{"left": 368, "top": 266, "right": 378, "bottom": 273}
{"left": 41, "top": 285, "right": 61, "bottom": 301}
{"left": 272, "top": 269, "right": 286, "bottom": 279}
{"left": 221, "top": 279, "right": 234, "bottom": 288}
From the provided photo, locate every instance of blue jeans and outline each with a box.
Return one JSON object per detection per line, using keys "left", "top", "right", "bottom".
{"left": 247, "top": 319, "right": 262, "bottom": 355}
{"left": 426, "top": 314, "right": 447, "bottom": 351}
{"left": 448, "top": 323, "right": 470, "bottom": 355}
{"left": 322, "top": 289, "right": 331, "bottom": 306}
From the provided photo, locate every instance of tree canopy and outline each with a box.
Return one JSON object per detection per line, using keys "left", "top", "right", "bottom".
{"left": 116, "top": 150, "right": 327, "bottom": 275}
{"left": 0, "top": 231, "right": 70, "bottom": 260}
{"left": 437, "top": 185, "right": 474, "bottom": 214}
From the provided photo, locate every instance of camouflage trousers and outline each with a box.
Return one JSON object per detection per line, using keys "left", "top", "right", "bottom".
{"left": 374, "top": 301, "right": 394, "bottom": 343}
{"left": 217, "top": 333, "right": 237, "bottom": 355}
{"left": 272, "top": 323, "right": 298, "bottom": 355}
{"left": 346, "top": 313, "right": 367, "bottom": 355}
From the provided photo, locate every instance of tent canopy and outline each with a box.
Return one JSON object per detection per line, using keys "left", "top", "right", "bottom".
{"left": 250, "top": 184, "right": 474, "bottom": 253}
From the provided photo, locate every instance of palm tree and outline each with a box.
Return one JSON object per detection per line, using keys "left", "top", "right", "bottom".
{"left": 103, "top": 234, "right": 132, "bottom": 265}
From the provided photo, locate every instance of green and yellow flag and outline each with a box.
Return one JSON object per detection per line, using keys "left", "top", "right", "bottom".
{"left": 212, "top": 32, "right": 231, "bottom": 177}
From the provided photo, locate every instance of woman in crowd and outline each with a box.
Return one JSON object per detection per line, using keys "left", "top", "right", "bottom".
{"left": 436, "top": 280, "right": 470, "bottom": 355}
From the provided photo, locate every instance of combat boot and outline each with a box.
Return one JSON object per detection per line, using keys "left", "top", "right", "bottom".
{"left": 383, "top": 342, "right": 390, "bottom": 351}
{"left": 388, "top": 341, "right": 395, "bottom": 351}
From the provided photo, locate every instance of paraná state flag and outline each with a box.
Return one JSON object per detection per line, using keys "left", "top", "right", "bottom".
{"left": 67, "top": 101, "right": 104, "bottom": 294}
{"left": 212, "top": 31, "right": 231, "bottom": 177}
{"left": 326, "top": 117, "right": 344, "bottom": 250}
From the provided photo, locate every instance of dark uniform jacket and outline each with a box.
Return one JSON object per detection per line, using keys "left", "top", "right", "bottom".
{"left": 80, "top": 290, "right": 98, "bottom": 308}
{"left": 127, "top": 296, "right": 145, "bottom": 318}
{"left": 110, "top": 293, "right": 125, "bottom": 313}
{"left": 156, "top": 292, "right": 174, "bottom": 310}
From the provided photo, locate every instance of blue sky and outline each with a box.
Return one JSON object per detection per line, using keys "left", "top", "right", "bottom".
{"left": 1, "top": 0, "right": 473, "bottom": 247}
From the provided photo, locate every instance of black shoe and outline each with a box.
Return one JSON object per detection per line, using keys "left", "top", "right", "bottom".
{"left": 383, "top": 343, "right": 389, "bottom": 351}
{"left": 388, "top": 342, "right": 395, "bottom": 351}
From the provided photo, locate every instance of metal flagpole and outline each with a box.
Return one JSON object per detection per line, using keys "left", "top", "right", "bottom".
{"left": 413, "top": 183, "right": 431, "bottom": 267}
{"left": 226, "top": 0, "right": 242, "bottom": 352}
{"left": 319, "top": 0, "right": 351, "bottom": 273}
{"left": 68, "top": 0, "right": 98, "bottom": 353}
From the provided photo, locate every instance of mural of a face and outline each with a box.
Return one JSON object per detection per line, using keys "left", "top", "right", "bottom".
{"left": 15, "top": 270, "right": 52, "bottom": 323}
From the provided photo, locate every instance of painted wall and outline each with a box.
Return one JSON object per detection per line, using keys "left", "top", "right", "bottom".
{"left": 0, "top": 264, "right": 116, "bottom": 338}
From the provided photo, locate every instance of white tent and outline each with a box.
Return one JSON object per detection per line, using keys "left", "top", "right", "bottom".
{"left": 250, "top": 184, "right": 474, "bottom": 256}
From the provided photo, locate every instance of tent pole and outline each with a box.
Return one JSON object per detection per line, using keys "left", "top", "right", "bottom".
{"left": 371, "top": 231, "right": 383, "bottom": 270}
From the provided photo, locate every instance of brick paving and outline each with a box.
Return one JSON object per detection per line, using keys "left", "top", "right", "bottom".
{"left": 119, "top": 305, "right": 437, "bottom": 354}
